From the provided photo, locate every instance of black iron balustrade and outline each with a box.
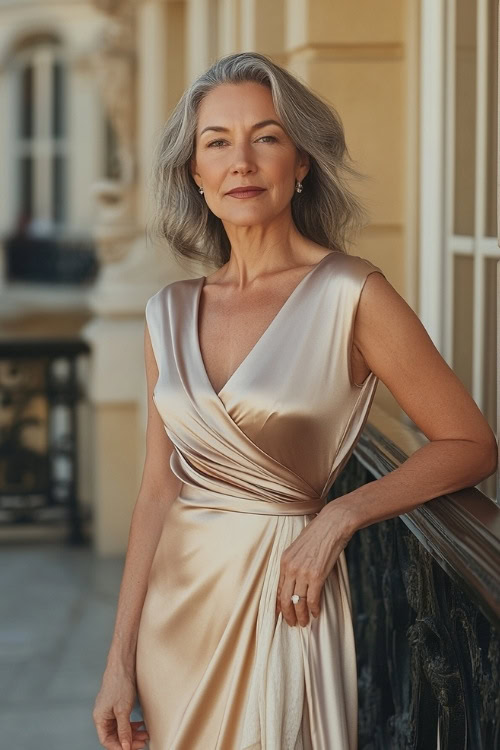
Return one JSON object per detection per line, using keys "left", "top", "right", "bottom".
{"left": 0, "top": 338, "right": 91, "bottom": 543}
{"left": 329, "top": 419, "right": 500, "bottom": 750}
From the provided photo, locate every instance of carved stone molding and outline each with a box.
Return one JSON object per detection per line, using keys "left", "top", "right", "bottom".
{"left": 91, "top": 0, "right": 136, "bottom": 185}
{"left": 90, "top": 0, "right": 138, "bottom": 269}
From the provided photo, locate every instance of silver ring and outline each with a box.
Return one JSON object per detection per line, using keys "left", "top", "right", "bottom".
{"left": 291, "top": 594, "right": 302, "bottom": 604}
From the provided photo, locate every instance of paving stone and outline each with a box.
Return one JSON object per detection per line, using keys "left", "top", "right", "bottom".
{"left": 0, "top": 543, "right": 139, "bottom": 750}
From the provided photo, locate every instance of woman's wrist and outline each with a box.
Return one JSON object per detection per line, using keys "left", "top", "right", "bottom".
{"left": 106, "top": 639, "right": 137, "bottom": 676}
{"left": 322, "top": 497, "right": 358, "bottom": 538}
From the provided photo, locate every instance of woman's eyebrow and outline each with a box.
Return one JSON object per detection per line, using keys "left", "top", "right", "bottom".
{"left": 199, "top": 119, "right": 285, "bottom": 137}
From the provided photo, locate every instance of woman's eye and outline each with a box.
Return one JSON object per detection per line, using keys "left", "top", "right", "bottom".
{"left": 206, "top": 135, "right": 277, "bottom": 148}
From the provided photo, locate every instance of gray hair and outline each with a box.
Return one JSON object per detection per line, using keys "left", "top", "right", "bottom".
{"left": 148, "top": 51, "right": 371, "bottom": 269}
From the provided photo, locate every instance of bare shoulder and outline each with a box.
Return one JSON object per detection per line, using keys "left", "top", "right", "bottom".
{"left": 353, "top": 271, "right": 496, "bottom": 455}
{"left": 352, "top": 270, "right": 428, "bottom": 369}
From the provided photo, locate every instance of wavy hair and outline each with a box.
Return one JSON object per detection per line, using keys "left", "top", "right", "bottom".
{"left": 148, "top": 51, "right": 371, "bottom": 269}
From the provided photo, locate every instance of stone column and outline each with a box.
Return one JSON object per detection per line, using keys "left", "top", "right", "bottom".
{"left": 137, "top": 0, "right": 169, "bottom": 225}
{"left": 239, "top": 0, "right": 285, "bottom": 62}
{"left": 185, "top": 0, "right": 218, "bottom": 81}
{"left": 83, "top": 0, "right": 186, "bottom": 556}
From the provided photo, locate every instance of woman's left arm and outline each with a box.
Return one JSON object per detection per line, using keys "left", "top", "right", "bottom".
{"left": 333, "top": 271, "right": 497, "bottom": 529}
{"left": 277, "top": 272, "right": 497, "bottom": 627}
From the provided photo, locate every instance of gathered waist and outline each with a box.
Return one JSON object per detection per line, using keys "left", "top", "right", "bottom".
{"left": 178, "top": 482, "right": 325, "bottom": 516}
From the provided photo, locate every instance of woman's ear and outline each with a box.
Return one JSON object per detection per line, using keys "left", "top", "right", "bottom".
{"left": 297, "top": 149, "right": 310, "bottom": 182}
{"left": 189, "top": 156, "right": 199, "bottom": 187}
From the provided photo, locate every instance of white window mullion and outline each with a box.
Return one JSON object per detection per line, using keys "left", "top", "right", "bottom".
{"left": 33, "top": 46, "right": 54, "bottom": 226}
{"left": 453, "top": 235, "right": 499, "bottom": 255}
{"left": 419, "top": 0, "right": 446, "bottom": 350}
{"left": 472, "top": 0, "right": 489, "bottom": 411}
{"left": 443, "top": 0, "right": 456, "bottom": 368}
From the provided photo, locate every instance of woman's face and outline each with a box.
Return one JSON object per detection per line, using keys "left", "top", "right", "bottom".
{"left": 190, "top": 82, "right": 309, "bottom": 227}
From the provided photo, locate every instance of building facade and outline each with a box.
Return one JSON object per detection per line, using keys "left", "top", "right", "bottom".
{"left": 0, "top": 0, "right": 497, "bottom": 555}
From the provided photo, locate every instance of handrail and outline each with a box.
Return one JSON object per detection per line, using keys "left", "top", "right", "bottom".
{"left": 355, "top": 404, "right": 500, "bottom": 630}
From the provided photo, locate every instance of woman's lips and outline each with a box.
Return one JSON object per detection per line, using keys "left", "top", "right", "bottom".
{"left": 226, "top": 189, "right": 266, "bottom": 199}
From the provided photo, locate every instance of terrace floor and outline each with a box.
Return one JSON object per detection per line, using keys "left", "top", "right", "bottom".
{"left": 0, "top": 541, "right": 144, "bottom": 750}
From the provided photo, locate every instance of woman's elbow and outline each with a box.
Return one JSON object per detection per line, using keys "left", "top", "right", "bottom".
{"left": 477, "top": 433, "right": 498, "bottom": 481}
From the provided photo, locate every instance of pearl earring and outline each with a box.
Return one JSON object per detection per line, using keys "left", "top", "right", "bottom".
{"left": 198, "top": 186, "right": 204, "bottom": 194}
{"left": 295, "top": 180, "right": 303, "bottom": 193}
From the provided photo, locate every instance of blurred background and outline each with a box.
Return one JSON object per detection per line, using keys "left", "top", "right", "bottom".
{"left": 0, "top": 0, "right": 497, "bottom": 747}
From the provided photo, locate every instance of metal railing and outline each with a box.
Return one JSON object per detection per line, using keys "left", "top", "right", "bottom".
{"left": 0, "top": 338, "right": 91, "bottom": 543}
{"left": 330, "top": 417, "right": 500, "bottom": 750}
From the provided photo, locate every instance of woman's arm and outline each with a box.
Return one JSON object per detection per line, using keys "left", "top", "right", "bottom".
{"left": 105, "top": 322, "right": 182, "bottom": 676}
{"left": 276, "top": 271, "right": 497, "bottom": 629}
{"left": 333, "top": 271, "right": 497, "bottom": 535}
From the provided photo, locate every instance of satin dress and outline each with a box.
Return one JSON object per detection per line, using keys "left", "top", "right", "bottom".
{"left": 135, "top": 250, "right": 386, "bottom": 749}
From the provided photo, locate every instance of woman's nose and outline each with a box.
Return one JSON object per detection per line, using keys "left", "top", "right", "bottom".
{"left": 230, "top": 142, "right": 257, "bottom": 172}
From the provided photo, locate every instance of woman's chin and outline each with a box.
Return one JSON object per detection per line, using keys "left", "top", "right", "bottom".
{"left": 217, "top": 209, "right": 277, "bottom": 227}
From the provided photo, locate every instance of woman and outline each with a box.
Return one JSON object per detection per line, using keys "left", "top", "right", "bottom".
{"left": 93, "top": 52, "right": 497, "bottom": 750}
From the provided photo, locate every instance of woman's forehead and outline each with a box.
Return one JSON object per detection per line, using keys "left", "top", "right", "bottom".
{"left": 197, "top": 83, "right": 276, "bottom": 122}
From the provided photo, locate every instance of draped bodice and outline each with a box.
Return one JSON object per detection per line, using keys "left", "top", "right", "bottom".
{"left": 145, "top": 250, "right": 385, "bottom": 516}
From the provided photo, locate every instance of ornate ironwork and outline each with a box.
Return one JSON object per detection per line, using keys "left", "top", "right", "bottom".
{"left": 0, "top": 339, "right": 90, "bottom": 543}
{"left": 330, "top": 426, "right": 500, "bottom": 750}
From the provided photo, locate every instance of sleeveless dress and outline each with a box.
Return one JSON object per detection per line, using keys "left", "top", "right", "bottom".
{"left": 135, "top": 250, "right": 386, "bottom": 750}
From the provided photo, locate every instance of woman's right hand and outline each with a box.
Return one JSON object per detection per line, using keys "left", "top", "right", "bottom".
{"left": 93, "top": 664, "right": 150, "bottom": 750}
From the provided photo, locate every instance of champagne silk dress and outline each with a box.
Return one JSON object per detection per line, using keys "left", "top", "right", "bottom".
{"left": 135, "top": 250, "right": 386, "bottom": 749}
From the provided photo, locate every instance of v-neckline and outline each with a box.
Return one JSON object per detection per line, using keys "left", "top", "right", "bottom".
{"left": 193, "top": 251, "right": 336, "bottom": 401}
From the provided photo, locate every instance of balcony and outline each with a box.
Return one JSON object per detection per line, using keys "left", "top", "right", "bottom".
{"left": 332, "top": 405, "right": 500, "bottom": 749}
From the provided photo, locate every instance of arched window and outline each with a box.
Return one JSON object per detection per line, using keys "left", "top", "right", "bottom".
{"left": 12, "top": 34, "right": 67, "bottom": 235}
